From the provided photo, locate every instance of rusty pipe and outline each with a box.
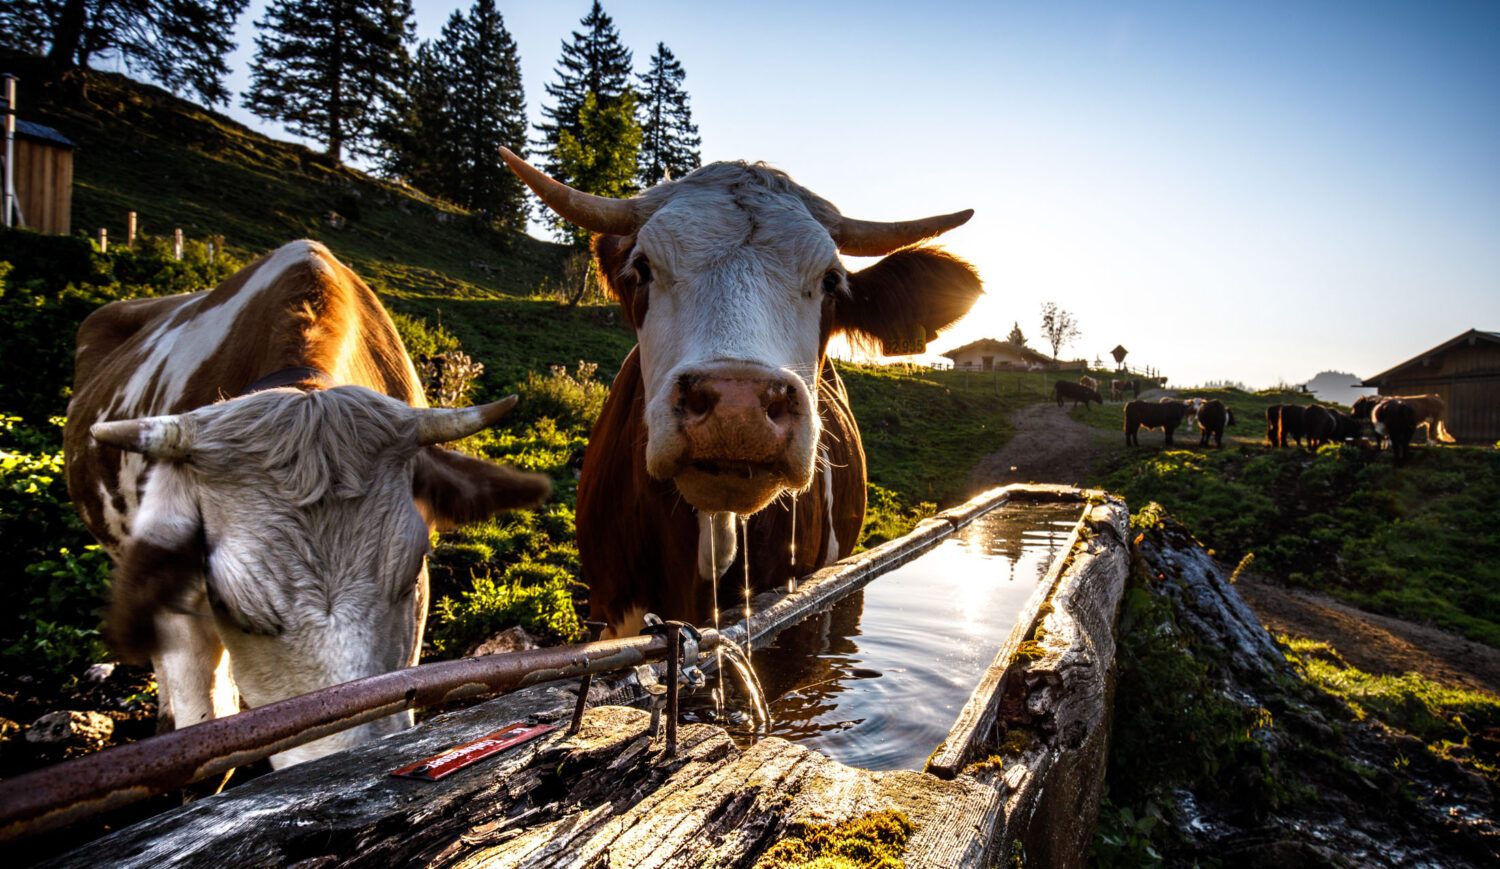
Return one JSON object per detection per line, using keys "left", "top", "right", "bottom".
{"left": 0, "top": 628, "right": 724, "bottom": 843}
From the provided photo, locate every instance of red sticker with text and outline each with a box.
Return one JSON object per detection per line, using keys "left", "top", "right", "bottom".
{"left": 389, "top": 722, "right": 557, "bottom": 781}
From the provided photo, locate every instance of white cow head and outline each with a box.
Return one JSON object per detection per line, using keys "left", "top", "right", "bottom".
{"left": 92, "top": 386, "right": 550, "bottom": 763}
{"left": 504, "top": 150, "right": 982, "bottom": 514}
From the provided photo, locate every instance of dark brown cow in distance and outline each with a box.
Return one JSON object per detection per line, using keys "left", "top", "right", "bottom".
{"left": 1196, "top": 399, "right": 1235, "bottom": 448}
{"left": 1264, "top": 405, "right": 1282, "bottom": 445}
{"left": 1054, "top": 380, "right": 1103, "bottom": 410}
{"left": 1125, "top": 399, "right": 1193, "bottom": 446}
{"left": 63, "top": 241, "right": 550, "bottom": 765}
{"left": 1302, "top": 405, "right": 1338, "bottom": 449}
{"left": 1276, "top": 404, "right": 1307, "bottom": 448}
{"left": 501, "top": 149, "right": 983, "bottom": 637}
{"left": 1373, "top": 398, "right": 1419, "bottom": 464}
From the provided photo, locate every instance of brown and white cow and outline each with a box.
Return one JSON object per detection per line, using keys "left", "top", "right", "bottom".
{"left": 1352, "top": 393, "right": 1455, "bottom": 445}
{"left": 64, "top": 241, "right": 550, "bottom": 765}
{"left": 501, "top": 150, "right": 983, "bottom": 638}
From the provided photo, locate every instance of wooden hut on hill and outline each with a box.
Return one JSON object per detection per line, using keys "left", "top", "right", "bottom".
{"left": 942, "top": 338, "right": 1083, "bottom": 371}
{"left": 8, "top": 118, "right": 74, "bottom": 234}
{"left": 1361, "top": 329, "right": 1500, "bottom": 443}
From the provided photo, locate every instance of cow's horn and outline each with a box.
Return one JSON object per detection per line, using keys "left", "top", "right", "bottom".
{"left": 498, "top": 148, "right": 640, "bottom": 236}
{"left": 91, "top": 416, "right": 193, "bottom": 459}
{"left": 833, "top": 209, "right": 975, "bottom": 257}
{"left": 413, "top": 395, "right": 519, "bottom": 446}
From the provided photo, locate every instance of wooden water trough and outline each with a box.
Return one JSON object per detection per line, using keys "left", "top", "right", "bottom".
{"left": 35, "top": 484, "right": 1131, "bottom": 867}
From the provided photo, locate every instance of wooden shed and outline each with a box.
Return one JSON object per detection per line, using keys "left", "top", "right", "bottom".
{"left": 1362, "top": 329, "right": 1500, "bottom": 443}
{"left": 10, "top": 118, "right": 74, "bottom": 234}
{"left": 941, "top": 338, "right": 1074, "bottom": 371}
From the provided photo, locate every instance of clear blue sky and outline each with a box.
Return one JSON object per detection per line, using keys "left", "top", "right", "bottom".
{"left": 211, "top": 1, "right": 1500, "bottom": 388}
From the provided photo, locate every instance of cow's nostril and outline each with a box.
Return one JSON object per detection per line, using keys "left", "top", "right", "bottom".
{"left": 681, "top": 381, "right": 716, "bottom": 419}
{"left": 765, "top": 392, "right": 790, "bottom": 422}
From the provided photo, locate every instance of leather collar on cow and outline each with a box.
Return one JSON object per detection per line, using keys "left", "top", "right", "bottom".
{"left": 240, "top": 366, "right": 335, "bottom": 396}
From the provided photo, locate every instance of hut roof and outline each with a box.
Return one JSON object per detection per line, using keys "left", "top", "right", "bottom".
{"left": 1361, "top": 329, "right": 1500, "bottom": 385}
{"left": 15, "top": 119, "right": 74, "bottom": 149}
{"left": 940, "top": 338, "right": 1054, "bottom": 365}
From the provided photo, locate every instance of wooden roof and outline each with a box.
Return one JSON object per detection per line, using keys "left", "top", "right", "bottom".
{"left": 940, "top": 338, "right": 1053, "bottom": 365}
{"left": 1361, "top": 328, "right": 1500, "bottom": 385}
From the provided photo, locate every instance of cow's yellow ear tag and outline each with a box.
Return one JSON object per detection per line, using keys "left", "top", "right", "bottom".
{"left": 880, "top": 324, "right": 928, "bottom": 356}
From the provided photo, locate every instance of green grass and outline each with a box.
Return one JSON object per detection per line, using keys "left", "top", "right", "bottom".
{"left": 1280, "top": 635, "right": 1500, "bottom": 780}
{"left": 1091, "top": 442, "right": 1500, "bottom": 647}
{"left": 840, "top": 365, "right": 1060, "bottom": 504}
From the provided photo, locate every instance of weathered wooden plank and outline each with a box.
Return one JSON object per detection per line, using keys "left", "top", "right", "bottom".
{"left": 925, "top": 496, "right": 1091, "bottom": 778}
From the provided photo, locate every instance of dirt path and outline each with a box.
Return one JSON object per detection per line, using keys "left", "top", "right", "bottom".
{"left": 1238, "top": 578, "right": 1500, "bottom": 696}
{"left": 966, "top": 402, "right": 1111, "bottom": 491}
{"left": 967, "top": 398, "right": 1500, "bottom": 697}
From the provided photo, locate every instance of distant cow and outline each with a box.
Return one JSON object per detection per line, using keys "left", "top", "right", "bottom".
{"left": 1125, "top": 399, "right": 1192, "bottom": 446}
{"left": 1196, "top": 399, "right": 1236, "bottom": 448}
{"left": 65, "top": 241, "right": 551, "bottom": 766}
{"left": 1277, "top": 405, "right": 1307, "bottom": 448}
{"left": 1352, "top": 394, "right": 1454, "bottom": 446}
{"left": 1264, "top": 405, "right": 1282, "bottom": 445}
{"left": 1331, "top": 409, "right": 1365, "bottom": 442}
{"left": 1079, "top": 375, "right": 1099, "bottom": 393}
{"left": 1109, "top": 379, "right": 1128, "bottom": 402}
{"left": 1302, "top": 405, "right": 1338, "bottom": 449}
{"left": 1055, "top": 380, "right": 1103, "bottom": 410}
{"left": 1373, "top": 398, "right": 1419, "bottom": 464}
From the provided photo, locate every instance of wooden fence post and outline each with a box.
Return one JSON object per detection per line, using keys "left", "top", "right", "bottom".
{"left": 97, "top": 228, "right": 107, "bottom": 253}
{"left": 173, "top": 228, "right": 183, "bottom": 260}
{"left": 127, "top": 211, "right": 137, "bottom": 248}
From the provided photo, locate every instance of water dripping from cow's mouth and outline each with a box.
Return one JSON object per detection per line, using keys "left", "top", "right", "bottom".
{"left": 692, "top": 510, "right": 772, "bottom": 736}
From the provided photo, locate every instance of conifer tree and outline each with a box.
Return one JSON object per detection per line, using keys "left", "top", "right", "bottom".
{"left": 1007, "top": 321, "right": 1028, "bottom": 347}
{"left": 0, "top": 0, "right": 248, "bottom": 105}
{"left": 637, "top": 42, "right": 701, "bottom": 187}
{"left": 536, "top": 2, "right": 641, "bottom": 242}
{"left": 536, "top": 1, "right": 634, "bottom": 175}
{"left": 378, "top": 40, "right": 452, "bottom": 193}
{"left": 243, "top": 0, "right": 414, "bottom": 165}
{"left": 441, "top": 0, "right": 529, "bottom": 227}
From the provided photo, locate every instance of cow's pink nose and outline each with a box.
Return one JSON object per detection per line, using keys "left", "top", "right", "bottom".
{"left": 677, "top": 374, "right": 797, "bottom": 461}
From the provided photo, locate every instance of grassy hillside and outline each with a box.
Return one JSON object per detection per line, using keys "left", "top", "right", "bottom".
{"left": 1064, "top": 388, "right": 1500, "bottom": 647}
{"left": 6, "top": 51, "right": 636, "bottom": 395}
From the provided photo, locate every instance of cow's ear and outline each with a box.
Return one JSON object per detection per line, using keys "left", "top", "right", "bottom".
{"left": 592, "top": 233, "right": 649, "bottom": 329}
{"left": 412, "top": 447, "right": 552, "bottom": 531}
{"left": 836, "top": 247, "right": 983, "bottom": 355}
{"left": 104, "top": 466, "right": 205, "bottom": 664}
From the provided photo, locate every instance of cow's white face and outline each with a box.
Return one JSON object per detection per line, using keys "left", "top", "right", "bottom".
{"left": 629, "top": 185, "right": 840, "bottom": 513}
{"left": 501, "top": 150, "right": 982, "bottom": 518}
{"left": 97, "top": 385, "right": 550, "bottom": 765}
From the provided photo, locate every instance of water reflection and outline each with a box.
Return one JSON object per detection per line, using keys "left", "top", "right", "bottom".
{"left": 684, "top": 502, "right": 1080, "bottom": 770}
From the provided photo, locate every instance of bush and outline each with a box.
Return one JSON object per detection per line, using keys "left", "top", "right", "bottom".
{"left": 514, "top": 361, "right": 609, "bottom": 430}
{"left": 0, "top": 417, "right": 111, "bottom": 682}
{"left": 428, "top": 559, "right": 584, "bottom": 654}
{"left": 0, "top": 228, "right": 242, "bottom": 423}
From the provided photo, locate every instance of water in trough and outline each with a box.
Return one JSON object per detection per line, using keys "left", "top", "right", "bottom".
{"left": 687, "top": 501, "right": 1081, "bottom": 770}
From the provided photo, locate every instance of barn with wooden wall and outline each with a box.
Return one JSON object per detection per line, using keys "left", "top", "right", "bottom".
{"left": 1362, "top": 329, "right": 1500, "bottom": 443}
{"left": 11, "top": 119, "right": 74, "bottom": 234}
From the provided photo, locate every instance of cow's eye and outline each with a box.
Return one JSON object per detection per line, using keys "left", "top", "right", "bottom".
{"left": 821, "top": 270, "right": 842, "bottom": 295}
{"left": 634, "top": 257, "right": 653, "bottom": 284}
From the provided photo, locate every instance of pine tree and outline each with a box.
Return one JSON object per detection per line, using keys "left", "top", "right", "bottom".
{"left": 0, "top": 0, "right": 248, "bottom": 105}
{"left": 243, "top": 0, "right": 415, "bottom": 165}
{"left": 378, "top": 40, "right": 452, "bottom": 193}
{"left": 636, "top": 42, "right": 701, "bottom": 187}
{"left": 551, "top": 90, "right": 642, "bottom": 245}
{"left": 536, "top": 2, "right": 641, "bottom": 241}
{"left": 443, "top": 0, "right": 529, "bottom": 228}
{"left": 536, "top": 1, "right": 634, "bottom": 177}
{"left": 1006, "top": 321, "right": 1028, "bottom": 348}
